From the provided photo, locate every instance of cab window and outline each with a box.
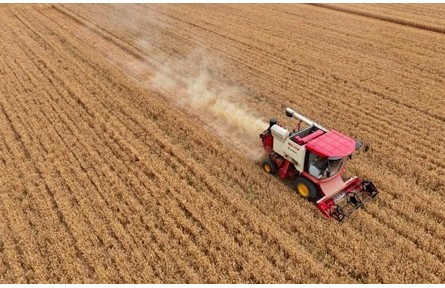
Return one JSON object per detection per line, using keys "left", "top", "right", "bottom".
{"left": 306, "top": 152, "right": 346, "bottom": 179}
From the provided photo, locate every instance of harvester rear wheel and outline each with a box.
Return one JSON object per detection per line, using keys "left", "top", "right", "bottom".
{"left": 295, "top": 177, "right": 320, "bottom": 202}
{"left": 263, "top": 159, "right": 277, "bottom": 175}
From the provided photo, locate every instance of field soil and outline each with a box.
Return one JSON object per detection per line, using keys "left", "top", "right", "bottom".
{"left": 1, "top": 4, "right": 444, "bottom": 283}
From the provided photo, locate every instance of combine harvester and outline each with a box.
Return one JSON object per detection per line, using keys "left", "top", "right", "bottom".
{"left": 260, "top": 108, "right": 378, "bottom": 221}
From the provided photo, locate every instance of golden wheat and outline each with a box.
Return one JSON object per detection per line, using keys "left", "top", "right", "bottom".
{"left": 0, "top": 4, "right": 444, "bottom": 283}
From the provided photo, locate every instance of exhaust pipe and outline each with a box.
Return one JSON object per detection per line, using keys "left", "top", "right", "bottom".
{"left": 268, "top": 118, "right": 278, "bottom": 131}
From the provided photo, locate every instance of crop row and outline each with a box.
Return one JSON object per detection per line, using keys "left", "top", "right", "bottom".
{"left": 41, "top": 5, "right": 444, "bottom": 284}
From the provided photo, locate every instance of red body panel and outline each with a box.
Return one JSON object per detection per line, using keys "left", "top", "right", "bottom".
{"left": 279, "top": 160, "right": 292, "bottom": 180}
{"left": 301, "top": 166, "right": 347, "bottom": 196}
{"left": 306, "top": 130, "right": 356, "bottom": 158}
{"left": 294, "top": 130, "right": 324, "bottom": 145}
{"left": 261, "top": 133, "right": 274, "bottom": 153}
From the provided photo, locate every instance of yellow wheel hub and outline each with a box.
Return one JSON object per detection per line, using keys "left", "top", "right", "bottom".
{"left": 264, "top": 164, "right": 271, "bottom": 173}
{"left": 297, "top": 183, "right": 309, "bottom": 197}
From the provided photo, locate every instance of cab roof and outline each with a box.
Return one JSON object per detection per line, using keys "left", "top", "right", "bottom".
{"left": 305, "top": 130, "right": 356, "bottom": 158}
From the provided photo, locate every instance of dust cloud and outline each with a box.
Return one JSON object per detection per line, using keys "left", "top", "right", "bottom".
{"left": 101, "top": 6, "right": 269, "bottom": 161}
{"left": 147, "top": 49, "right": 268, "bottom": 161}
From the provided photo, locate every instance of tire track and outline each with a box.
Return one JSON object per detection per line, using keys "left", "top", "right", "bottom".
{"left": 310, "top": 4, "right": 445, "bottom": 35}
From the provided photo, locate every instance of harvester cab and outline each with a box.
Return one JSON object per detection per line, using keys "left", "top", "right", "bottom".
{"left": 260, "top": 108, "right": 378, "bottom": 221}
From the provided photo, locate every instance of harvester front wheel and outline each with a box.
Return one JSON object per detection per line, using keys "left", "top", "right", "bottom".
{"left": 295, "top": 177, "right": 320, "bottom": 202}
{"left": 263, "top": 159, "right": 277, "bottom": 175}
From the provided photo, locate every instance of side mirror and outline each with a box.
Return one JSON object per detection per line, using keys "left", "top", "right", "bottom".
{"left": 364, "top": 143, "right": 370, "bottom": 152}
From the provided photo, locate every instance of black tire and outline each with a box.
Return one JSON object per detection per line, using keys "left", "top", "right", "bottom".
{"left": 294, "top": 176, "right": 321, "bottom": 202}
{"left": 262, "top": 159, "right": 277, "bottom": 175}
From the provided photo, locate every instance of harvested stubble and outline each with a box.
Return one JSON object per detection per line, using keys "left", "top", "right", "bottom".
{"left": 0, "top": 4, "right": 444, "bottom": 284}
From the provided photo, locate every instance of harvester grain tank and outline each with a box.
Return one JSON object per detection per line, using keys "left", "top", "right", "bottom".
{"left": 260, "top": 108, "right": 378, "bottom": 221}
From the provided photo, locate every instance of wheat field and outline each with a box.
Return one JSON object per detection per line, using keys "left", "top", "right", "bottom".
{"left": 0, "top": 4, "right": 444, "bottom": 283}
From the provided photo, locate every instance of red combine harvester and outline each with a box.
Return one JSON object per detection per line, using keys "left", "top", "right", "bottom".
{"left": 260, "top": 108, "right": 378, "bottom": 221}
